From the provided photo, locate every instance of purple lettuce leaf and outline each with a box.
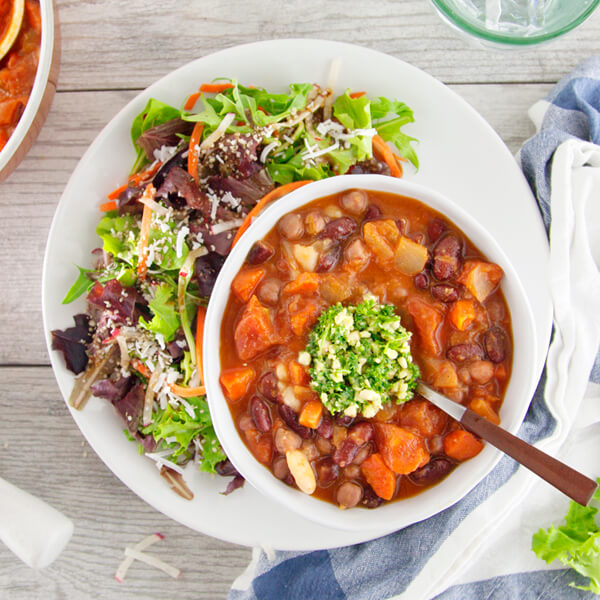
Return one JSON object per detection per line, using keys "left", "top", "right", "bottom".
{"left": 194, "top": 252, "right": 226, "bottom": 296}
{"left": 90, "top": 375, "right": 133, "bottom": 403}
{"left": 87, "top": 279, "right": 147, "bottom": 325}
{"left": 113, "top": 383, "right": 145, "bottom": 433}
{"left": 136, "top": 118, "right": 194, "bottom": 161}
{"left": 51, "top": 314, "right": 93, "bottom": 374}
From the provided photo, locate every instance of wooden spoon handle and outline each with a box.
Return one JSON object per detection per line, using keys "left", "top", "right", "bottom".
{"left": 461, "top": 409, "right": 598, "bottom": 506}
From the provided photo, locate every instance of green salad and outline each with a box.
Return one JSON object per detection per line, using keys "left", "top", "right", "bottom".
{"left": 303, "top": 295, "right": 420, "bottom": 418}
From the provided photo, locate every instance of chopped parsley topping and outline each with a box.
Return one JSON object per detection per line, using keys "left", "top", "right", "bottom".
{"left": 305, "top": 295, "right": 419, "bottom": 418}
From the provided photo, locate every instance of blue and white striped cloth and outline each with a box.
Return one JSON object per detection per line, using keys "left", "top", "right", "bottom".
{"left": 229, "top": 55, "right": 600, "bottom": 600}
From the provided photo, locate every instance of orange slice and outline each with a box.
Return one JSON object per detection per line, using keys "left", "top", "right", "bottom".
{"left": 0, "top": 0, "right": 25, "bottom": 61}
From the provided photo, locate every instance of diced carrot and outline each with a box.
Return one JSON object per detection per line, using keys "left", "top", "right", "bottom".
{"left": 220, "top": 366, "right": 255, "bottom": 401}
{"left": 406, "top": 297, "right": 443, "bottom": 356}
{"left": 374, "top": 423, "right": 430, "bottom": 475}
{"left": 363, "top": 219, "right": 400, "bottom": 265}
{"left": 399, "top": 399, "right": 447, "bottom": 438}
{"left": 107, "top": 183, "right": 128, "bottom": 201}
{"left": 349, "top": 91, "right": 366, "bottom": 98}
{"left": 289, "top": 360, "right": 310, "bottom": 386}
{"left": 195, "top": 306, "right": 206, "bottom": 385}
{"left": 187, "top": 122, "right": 204, "bottom": 181}
{"left": 231, "top": 180, "right": 312, "bottom": 247}
{"left": 298, "top": 401, "right": 323, "bottom": 429}
{"left": 459, "top": 260, "right": 504, "bottom": 303}
{"left": 443, "top": 429, "right": 483, "bottom": 461}
{"left": 184, "top": 91, "right": 202, "bottom": 110}
{"left": 169, "top": 383, "right": 206, "bottom": 398}
{"left": 469, "top": 397, "right": 500, "bottom": 425}
{"left": 288, "top": 299, "right": 321, "bottom": 336}
{"left": 361, "top": 453, "right": 396, "bottom": 500}
{"left": 231, "top": 267, "right": 266, "bottom": 303}
{"left": 282, "top": 272, "right": 319, "bottom": 296}
{"left": 234, "top": 296, "right": 278, "bottom": 360}
{"left": 244, "top": 429, "right": 273, "bottom": 465}
{"left": 448, "top": 300, "right": 476, "bottom": 331}
{"left": 199, "top": 82, "right": 235, "bottom": 94}
{"left": 99, "top": 200, "right": 117, "bottom": 212}
{"left": 372, "top": 134, "right": 403, "bottom": 178}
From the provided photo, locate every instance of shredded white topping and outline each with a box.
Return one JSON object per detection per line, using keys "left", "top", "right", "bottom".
{"left": 211, "top": 218, "right": 244, "bottom": 234}
{"left": 175, "top": 225, "right": 189, "bottom": 258}
{"left": 200, "top": 112, "right": 236, "bottom": 153}
{"left": 153, "top": 145, "right": 178, "bottom": 163}
{"left": 260, "top": 140, "right": 280, "bottom": 163}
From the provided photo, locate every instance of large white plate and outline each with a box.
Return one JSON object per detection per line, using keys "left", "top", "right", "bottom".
{"left": 42, "top": 39, "right": 552, "bottom": 551}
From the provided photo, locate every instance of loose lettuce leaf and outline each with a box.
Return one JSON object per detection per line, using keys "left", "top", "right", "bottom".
{"left": 139, "top": 283, "right": 179, "bottom": 342}
{"left": 62, "top": 265, "right": 94, "bottom": 304}
{"left": 333, "top": 90, "right": 371, "bottom": 130}
{"left": 532, "top": 480, "right": 600, "bottom": 594}
{"left": 131, "top": 98, "right": 182, "bottom": 173}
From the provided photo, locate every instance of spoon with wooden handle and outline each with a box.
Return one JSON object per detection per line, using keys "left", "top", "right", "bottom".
{"left": 417, "top": 382, "right": 598, "bottom": 506}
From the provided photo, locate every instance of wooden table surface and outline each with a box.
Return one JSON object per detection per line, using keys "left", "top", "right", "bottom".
{"left": 1, "top": 1, "right": 599, "bottom": 597}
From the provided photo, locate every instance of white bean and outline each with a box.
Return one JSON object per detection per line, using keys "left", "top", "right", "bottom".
{"left": 286, "top": 449, "right": 316, "bottom": 495}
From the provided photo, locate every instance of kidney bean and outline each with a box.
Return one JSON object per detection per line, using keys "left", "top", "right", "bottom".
{"left": 257, "top": 371, "right": 279, "bottom": 401}
{"left": 336, "top": 481, "right": 363, "bottom": 508}
{"left": 278, "top": 213, "right": 304, "bottom": 240}
{"left": 414, "top": 272, "right": 429, "bottom": 290}
{"left": 272, "top": 455, "right": 291, "bottom": 480}
{"left": 364, "top": 204, "right": 382, "bottom": 221}
{"left": 334, "top": 414, "right": 354, "bottom": 427}
{"left": 469, "top": 360, "right": 495, "bottom": 384}
{"left": 305, "top": 211, "right": 326, "bottom": 236}
{"left": 428, "top": 218, "right": 447, "bottom": 242}
{"left": 352, "top": 444, "right": 372, "bottom": 465}
{"left": 446, "top": 343, "right": 484, "bottom": 362}
{"left": 340, "top": 190, "right": 368, "bottom": 215}
{"left": 279, "top": 404, "right": 313, "bottom": 439}
{"left": 257, "top": 278, "right": 281, "bottom": 306}
{"left": 408, "top": 458, "right": 453, "bottom": 486}
{"left": 320, "top": 217, "right": 357, "bottom": 241}
{"left": 316, "top": 457, "right": 339, "bottom": 487}
{"left": 251, "top": 396, "right": 272, "bottom": 433}
{"left": 484, "top": 326, "right": 507, "bottom": 363}
{"left": 316, "top": 415, "right": 333, "bottom": 439}
{"left": 409, "top": 232, "right": 425, "bottom": 245}
{"left": 333, "top": 438, "right": 359, "bottom": 467}
{"left": 316, "top": 244, "right": 341, "bottom": 272}
{"left": 247, "top": 240, "right": 275, "bottom": 265}
{"left": 274, "top": 427, "right": 302, "bottom": 453}
{"left": 348, "top": 422, "right": 374, "bottom": 446}
{"left": 432, "top": 234, "right": 463, "bottom": 281}
{"left": 362, "top": 486, "right": 384, "bottom": 508}
{"left": 431, "top": 284, "right": 459, "bottom": 303}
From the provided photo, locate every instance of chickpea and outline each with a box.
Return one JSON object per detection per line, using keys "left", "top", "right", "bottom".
{"left": 344, "top": 238, "right": 370, "bottom": 270}
{"left": 340, "top": 189, "right": 368, "bottom": 215}
{"left": 278, "top": 213, "right": 304, "bottom": 240}
{"left": 305, "top": 211, "right": 327, "bottom": 236}
{"left": 257, "top": 278, "right": 282, "bottom": 306}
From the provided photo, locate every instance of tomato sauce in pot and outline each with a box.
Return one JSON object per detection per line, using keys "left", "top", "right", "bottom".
{"left": 0, "top": 0, "right": 41, "bottom": 151}
{"left": 219, "top": 189, "right": 513, "bottom": 509}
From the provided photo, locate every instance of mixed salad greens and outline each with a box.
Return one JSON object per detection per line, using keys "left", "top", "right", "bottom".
{"left": 51, "top": 77, "right": 418, "bottom": 497}
{"left": 304, "top": 295, "right": 420, "bottom": 419}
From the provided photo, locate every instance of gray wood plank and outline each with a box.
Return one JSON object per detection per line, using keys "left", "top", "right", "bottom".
{"left": 0, "top": 366, "right": 252, "bottom": 599}
{"left": 53, "top": 0, "right": 600, "bottom": 89}
{"left": 0, "top": 83, "right": 551, "bottom": 365}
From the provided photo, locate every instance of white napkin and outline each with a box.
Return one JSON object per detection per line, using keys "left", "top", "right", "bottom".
{"left": 395, "top": 137, "right": 600, "bottom": 599}
{"left": 0, "top": 477, "right": 74, "bottom": 569}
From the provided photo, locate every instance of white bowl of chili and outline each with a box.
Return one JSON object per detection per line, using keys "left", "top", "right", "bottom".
{"left": 0, "top": 0, "right": 59, "bottom": 183}
{"left": 207, "top": 173, "right": 537, "bottom": 532}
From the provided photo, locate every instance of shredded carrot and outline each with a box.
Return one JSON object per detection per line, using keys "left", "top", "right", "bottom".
{"left": 199, "top": 82, "right": 234, "bottom": 94}
{"left": 195, "top": 306, "right": 206, "bottom": 385}
{"left": 137, "top": 185, "right": 155, "bottom": 281}
{"left": 349, "top": 91, "right": 366, "bottom": 98}
{"left": 131, "top": 358, "right": 151, "bottom": 378}
{"left": 169, "top": 383, "right": 206, "bottom": 398}
{"left": 372, "top": 134, "right": 403, "bottom": 178}
{"left": 187, "top": 123, "right": 204, "bottom": 181}
{"left": 129, "top": 161, "right": 162, "bottom": 187}
{"left": 231, "top": 180, "right": 312, "bottom": 247}
{"left": 99, "top": 200, "right": 117, "bottom": 212}
{"left": 184, "top": 91, "right": 202, "bottom": 111}
{"left": 107, "top": 183, "right": 128, "bottom": 201}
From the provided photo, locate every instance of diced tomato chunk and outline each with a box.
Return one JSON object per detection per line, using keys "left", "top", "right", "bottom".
{"left": 361, "top": 453, "right": 396, "bottom": 500}
{"left": 443, "top": 429, "right": 483, "bottom": 461}
{"left": 234, "top": 295, "right": 278, "bottom": 360}
{"left": 407, "top": 297, "right": 443, "bottom": 356}
{"left": 374, "top": 423, "right": 430, "bottom": 474}
{"left": 399, "top": 399, "right": 448, "bottom": 438}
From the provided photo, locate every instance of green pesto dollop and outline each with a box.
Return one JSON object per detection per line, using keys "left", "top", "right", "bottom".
{"left": 303, "top": 295, "right": 419, "bottom": 418}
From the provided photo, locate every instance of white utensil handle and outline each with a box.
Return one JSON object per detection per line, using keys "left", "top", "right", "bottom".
{"left": 0, "top": 477, "right": 74, "bottom": 568}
